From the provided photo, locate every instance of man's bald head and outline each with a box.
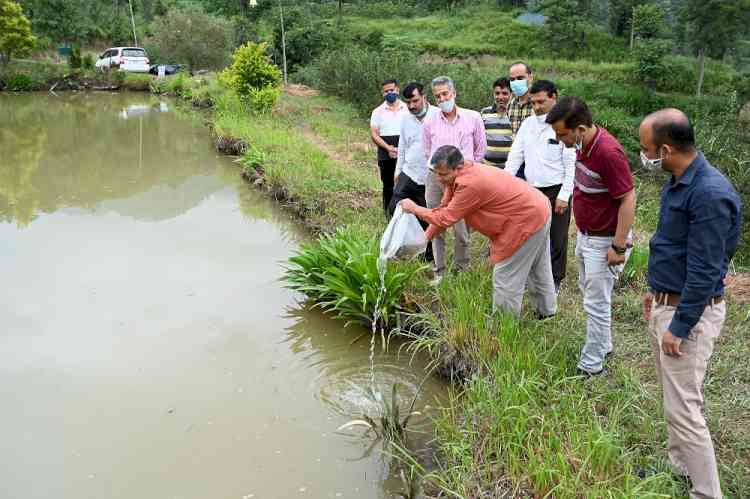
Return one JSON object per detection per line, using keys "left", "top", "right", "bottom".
{"left": 642, "top": 108, "right": 695, "bottom": 153}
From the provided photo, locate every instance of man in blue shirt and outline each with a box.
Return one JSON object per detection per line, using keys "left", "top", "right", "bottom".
{"left": 640, "top": 108, "right": 742, "bottom": 499}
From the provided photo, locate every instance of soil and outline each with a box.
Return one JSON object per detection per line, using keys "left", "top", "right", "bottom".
{"left": 725, "top": 272, "right": 750, "bottom": 303}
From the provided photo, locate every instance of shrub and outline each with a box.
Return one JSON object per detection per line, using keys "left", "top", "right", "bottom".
{"left": 285, "top": 228, "right": 426, "bottom": 329}
{"left": 69, "top": 45, "right": 82, "bottom": 69}
{"left": 5, "top": 73, "right": 36, "bottom": 91}
{"left": 634, "top": 39, "right": 672, "bottom": 90}
{"left": 82, "top": 53, "right": 94, "bottom": 70}
{"left": 147, "top": 5, "right": 231, "bottom": 71}
{"left": 220, "top": 42, "right": 282, "bottom": 112}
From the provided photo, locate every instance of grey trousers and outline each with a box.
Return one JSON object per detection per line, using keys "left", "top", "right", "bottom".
{"left": 425, "top": 171, "right": 470, "bottom": 274}
{"left": 492, "top": 218, "right": 557, "bottom": 316}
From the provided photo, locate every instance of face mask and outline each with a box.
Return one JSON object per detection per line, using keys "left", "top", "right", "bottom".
{"left": 640, "top": 150, "right": 663, "bottom": 171}
{"left": 510, "top": 79, "right": 528, "bottom": 97}
{"left": 574, "top": 133, "right": 583, "bottom": 152}
{"left": 536, "top": 113, "right": 548, "bottom": 125}
{"left": 412, "top": 103, "right": 428, "bottom": 119}
{"left": 384, "top": 92, "right": 398, "bottom": 104}
{"left": 439, "top": 98, "right": 455, "bottom": 114}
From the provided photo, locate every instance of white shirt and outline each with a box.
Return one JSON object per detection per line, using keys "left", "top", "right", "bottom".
{"left": 370, "top": 100, "right": 408, "bottom": 137}
{"left": 505, "top": 114, "right": 576, "bottom": 202}
{"left": 395, "top": 105, "right": 438, "bottom": 186}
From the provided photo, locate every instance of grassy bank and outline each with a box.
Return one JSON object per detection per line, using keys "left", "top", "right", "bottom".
{"left": 163, "top": 74, "right": 749, "bottom": 497}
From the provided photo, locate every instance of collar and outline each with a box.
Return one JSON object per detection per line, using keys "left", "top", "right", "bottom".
{"left": 439, "top": 106, "right": 463, "bottom": 123}
{"left": 379, "top": 100, "right": 406, "bottom": 112}
{"left": 509, "top": 96, "right": 531, "bottom": 109}
{"left": 581, "top": 127, "right": 602, "bottom": 158}
{"left": 672, "top": 152, "right": 703, "bottom": 187}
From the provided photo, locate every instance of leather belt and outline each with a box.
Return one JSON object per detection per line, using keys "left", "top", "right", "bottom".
{"left": 580, "top": 229, "right": 616, "bottom": 237}
{"left": 654, "top": 291, "right": 724, "bottom": 307}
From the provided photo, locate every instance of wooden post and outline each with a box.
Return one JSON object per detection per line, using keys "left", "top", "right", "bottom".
{"left": 128, "top": 0, "right": 138, "bottom": 47}
{"left": 696, "top": 47, "right": 706, "bottom": 97}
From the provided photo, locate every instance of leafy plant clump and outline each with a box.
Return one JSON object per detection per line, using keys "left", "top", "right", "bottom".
{"left": 285, "top": 227, "right": 426, "bottom": 329}
{"left": 219, "top": 42, "right": 282, "bottom": 113}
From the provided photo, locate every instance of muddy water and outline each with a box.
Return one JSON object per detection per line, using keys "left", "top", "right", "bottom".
{"left": 0, "top": 93, "right": 445, "bottom": 499}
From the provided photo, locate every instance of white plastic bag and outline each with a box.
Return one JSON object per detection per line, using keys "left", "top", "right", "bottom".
{"left": 379, "top": 205, "right": 428, "bottom": 260}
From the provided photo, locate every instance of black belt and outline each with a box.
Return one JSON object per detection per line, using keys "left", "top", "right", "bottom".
{"left": 580, "top": 229, "right": 616, "bottom": 237}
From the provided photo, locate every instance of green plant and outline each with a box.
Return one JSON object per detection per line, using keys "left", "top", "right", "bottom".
{"left": 285, "top": 228, "right": 426, "bottom": 328}
{"left": 121, "top": 73, "right": 152, "bottom": 91}
{"left": 147, "top": 5, "right": 232, "bottom": 71}
{"left": 622, "top": 245, "right": 649, "bottom": 289}
{"left": 5, "top": 72, "right": 35, "bottom": 91}
{"left": 337, "top": 382, "right": 422, "bottom": 444}
{"left": 634, "top": 39, "right": 672, "bottom": 90}
{"left": 0, "top": 0, "right": 36, "bottom": 64}
{"left": 69, "top": 45, "right": 82, "bottom": 69}
{"left": 220, "top": 42, "right": 282, "bottom": 112}
{"left": 81, "top": 53, "right": 94, "bottom": 70}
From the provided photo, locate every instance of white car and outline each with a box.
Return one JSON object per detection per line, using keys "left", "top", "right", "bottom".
{"left": 95, "top": 47, "right": 150, "bottom": 73}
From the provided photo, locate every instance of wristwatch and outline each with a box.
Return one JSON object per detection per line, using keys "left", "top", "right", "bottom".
{"left": 611, "top": 243, "right": 627, "bottom": 255}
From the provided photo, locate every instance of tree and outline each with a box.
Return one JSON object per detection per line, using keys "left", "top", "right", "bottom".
{"left": 607, "top": 0, "right": 647, "bottom": 37}
{"left": 681, "top": 0, "right": 750, "bottom": 96}
{"left": 541, "top": 0, "right": 596, "bottom": 58}
{"left": 0, "top": 0, "right": 36, "bottom": 64}
{"left": 22, "top": 0, "right": 89, "bottom": 43}
{"left": 631, "top": 3, "right": 669, "bottom": 90}
{"left": 147, "top": 5, "right": 232, "bottom": 70}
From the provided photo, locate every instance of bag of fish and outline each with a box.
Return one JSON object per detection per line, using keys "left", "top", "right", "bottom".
{"left": 379, "top": 205, "right": 428, "bottom": 260}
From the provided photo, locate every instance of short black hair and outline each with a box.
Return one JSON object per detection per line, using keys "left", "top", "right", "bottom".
{"left": 493, "top": 77, "right": 510, "bottom": 90}
{"left": 430, "top": 145, "right": 464, "bottom": 170}
{"left": 530, "top": 79, "right": 557, "bottom": 98}
{"left": 381, "top": 79, "right": 399, "bottom": 88}
{"left": 402, "top": 81, "right": 424, "bottom": 99}
{"left": 546, "top": 96, "right": 593, "bottom": 129}
{"left": 652, "top": 116, "right": 695, "bottom": 153}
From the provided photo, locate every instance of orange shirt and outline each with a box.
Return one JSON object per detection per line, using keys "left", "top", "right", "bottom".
{"left": 413, "top": 161, "right": 550, "bottom": 263}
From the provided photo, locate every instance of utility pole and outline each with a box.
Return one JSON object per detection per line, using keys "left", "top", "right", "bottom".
{"left": 128, "top": 0, "right": 138, "bottom": 47}
{"left": 279, "top": 0, "right": 288, "bottom": 85}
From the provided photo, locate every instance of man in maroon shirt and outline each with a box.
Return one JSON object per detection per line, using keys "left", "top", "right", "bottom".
{"left": 547, "top": 96, "right": 636, "bottom": 376}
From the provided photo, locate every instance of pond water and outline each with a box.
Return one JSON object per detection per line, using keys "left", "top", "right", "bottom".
{"left": 0, "top": 92, "right": 445, "bottom": 499}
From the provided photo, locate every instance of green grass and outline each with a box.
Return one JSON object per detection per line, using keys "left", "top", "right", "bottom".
{"left": 166, "top": 76, "right": 750, "bottom": 497}
{"left": 121, "top": 72, "right": 153, "bottom": 91}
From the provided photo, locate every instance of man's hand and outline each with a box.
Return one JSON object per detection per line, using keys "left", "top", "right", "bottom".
{"left": 400, "top": 198, "right": 418, "bottom": 214}
{"left": 387, "top": 146, "right": 398, "bottom": 159}
{"left": 642, "top": 292, "right": 653, "bottom": 322}
{"left": 607, "top": 247, "right": 626, "bottom": 266}
{"left": 393, "top": 174, "right": 400, "bottom": 184}
{"left": 554, "top": 199, "right": 568, "bottom": 215}
{"left": 662, "top": 331, "right": 683, "bottom": 358}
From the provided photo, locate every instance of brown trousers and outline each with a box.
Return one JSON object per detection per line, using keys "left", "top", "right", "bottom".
{"left": 649, "top": 299, "right": 726, "bottom": 499}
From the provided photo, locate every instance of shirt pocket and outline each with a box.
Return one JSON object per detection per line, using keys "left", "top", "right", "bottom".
{"left": 662, "top": 199, "right": 689, "bottom": 241}
{"left": 542, "top": 142, "right": 562, "bottom": 163}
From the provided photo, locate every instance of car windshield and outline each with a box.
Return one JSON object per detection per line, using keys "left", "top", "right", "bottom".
{"left": 122, "top": 49, "right": 146, "bottom": 58}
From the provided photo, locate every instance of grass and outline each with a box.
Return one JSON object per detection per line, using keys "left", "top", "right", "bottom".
{"left": 165, "top": 76, "right": 750, "bottom": 497}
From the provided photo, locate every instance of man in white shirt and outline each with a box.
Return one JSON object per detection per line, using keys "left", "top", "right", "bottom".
{"left": 505, "top": 80, "right": 575, "bottom": 293}
{"left": 370, "top": 78, "right": 409, "bottom": 217}
{"left": 388, "top": 81, "right": 437, "bottom": 262}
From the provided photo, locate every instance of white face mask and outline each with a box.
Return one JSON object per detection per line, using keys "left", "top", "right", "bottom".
{"left": 640, "top": 150, "right": 663, "bottom": 171}
{"left": 439, "top": 98, "right": 455, "bottom": 114}
{"left": 573, "top": 131, "right": 583, "bottom": 152}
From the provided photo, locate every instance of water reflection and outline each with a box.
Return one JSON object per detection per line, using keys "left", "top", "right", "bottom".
{"left": 0, "top": 93, "right": 219, "bottom": 226}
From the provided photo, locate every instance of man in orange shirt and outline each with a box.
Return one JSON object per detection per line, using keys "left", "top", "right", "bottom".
{"left": 401, "top": 145, "right": 557, "bottom": 317}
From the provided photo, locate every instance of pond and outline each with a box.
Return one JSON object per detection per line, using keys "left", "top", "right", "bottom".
{"left": 0, "top": 92, "right": 446, "bottom": 499}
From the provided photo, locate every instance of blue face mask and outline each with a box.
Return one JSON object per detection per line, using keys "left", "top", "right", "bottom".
{"left": 510, "top": 79, "right": 528, "bottom": 97}
{"left": 384, "top": 92, "right": 398, "bottom": 104}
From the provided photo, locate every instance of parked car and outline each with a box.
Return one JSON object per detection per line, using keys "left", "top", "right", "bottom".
{"left": 148, "top": 64, "right": 186, "bottom": 76}
{"left": 95, "top": 47, "right": 150, "bottom": 73}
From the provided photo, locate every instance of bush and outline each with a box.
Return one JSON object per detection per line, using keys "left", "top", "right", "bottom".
{"left": 4, "top": 72, "right": 36, "bottom": 91}
{"left": 285, "top": 228, "right": 426, "bottom": 329}
{"left": 634, "top": 39, "right": 672, "bottom": 90}
{"left": 147, "top": 5, "right": 231, "bottom": 71}
{"left": 220, "top": 42, "right": 282, "bottom": 112}
{"left": 82, "top": 53, "right": 94, "bottom": 70}
{"left": 69, "top": 45, "right": 82, "bottom": 69}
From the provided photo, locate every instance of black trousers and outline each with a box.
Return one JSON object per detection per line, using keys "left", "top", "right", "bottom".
{"left": 537, "top": 184, "right": 571, "bottom": 285}
{"left": 387, "top": 173, "right": 434, "bottom": 262}
{"left": 378, "top": 158, "right": 397, "bottom": 216}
